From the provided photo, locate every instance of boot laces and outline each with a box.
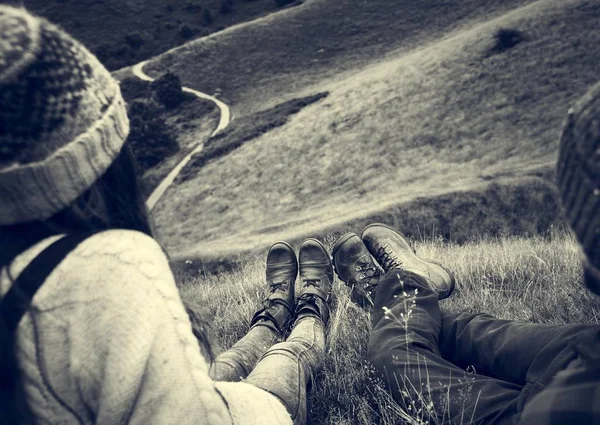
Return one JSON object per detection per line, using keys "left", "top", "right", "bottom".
{"left": 269, "top": 281, "right": 287, "bottom": 293}
{"left": 302, "top": 278, "right": 321, "bottom": 288}
{"left": 355, "top": 263, "right": 381, "bottom": 292}
{"left": 375, "top": 244, "right": 402, "bottom": 271}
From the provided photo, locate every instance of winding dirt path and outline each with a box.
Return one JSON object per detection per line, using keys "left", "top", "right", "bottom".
{"left": 131, "top": 60, "right": 231, "bottom": 210}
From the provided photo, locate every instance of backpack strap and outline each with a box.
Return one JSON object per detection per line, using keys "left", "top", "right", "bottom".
{"left": 0, "top": 233, "right": 93, "bottom": 336}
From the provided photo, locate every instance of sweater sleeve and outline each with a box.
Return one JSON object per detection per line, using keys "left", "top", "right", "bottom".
{"left": 27, "top": 230, "right": 291, "bottom": 425}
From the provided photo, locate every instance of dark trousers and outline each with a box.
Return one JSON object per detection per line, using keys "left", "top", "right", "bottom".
{"left": 368, "top": 270, "right": 599, "bottom": 425}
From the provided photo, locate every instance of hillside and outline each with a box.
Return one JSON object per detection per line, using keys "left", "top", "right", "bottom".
{"left": 3, "top": 0, "right": 296, "bottom": 70}
{"left": 145, "top": 0, "right": 536, "bottom": 114}
{"left": 152, "top": 0, "right": 600, "bottom": 261}
{"left": 180, "top": 233, "right": 600, "bottom": 424}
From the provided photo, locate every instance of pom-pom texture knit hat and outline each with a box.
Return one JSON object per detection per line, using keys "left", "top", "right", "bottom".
{"left": 0, "top": 6, "right": 129, "bottom": 225}
{"left": 556, "top": 81, "right": 600, "bottom": 293}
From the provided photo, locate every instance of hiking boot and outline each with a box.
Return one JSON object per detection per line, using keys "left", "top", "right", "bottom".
{"left": 361, "top": 223, "right": 456, "bottom": 300}
{"left": 295, "top": 238, "right": 334, "bottom": 325}
{"left": 250, "top": 241, "right": 298, "bottom": 335}
{"left": 332, "top": 233, "right": 383, "bottom": 310}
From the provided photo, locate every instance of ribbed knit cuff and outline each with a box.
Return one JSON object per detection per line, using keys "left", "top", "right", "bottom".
{"left": 0, "top": 85, "right": 129, "bottom": 225}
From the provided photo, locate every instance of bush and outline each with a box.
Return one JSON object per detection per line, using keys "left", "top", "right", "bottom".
{"left": 94, "top": 43, "right": 113, "bottom": 64}
{"left": 119, "top": 76, "right": 151, "bottom": 103}
{"left": 220, "top": 0, "right": 234, "bottom": 14}
{"left": 274, "top": 0, "right": 295, "bottom": 6}
{"left": 112, "top": 43, "right": 137, "bottom": 59}
{"left": 178, "top": 23, "right": 200, "bottom": 39}
{"left": 151, "top": 72, "right": 186, "bottom": 110}
{"left": 185, "top": 1, "right": 203, "bottom": 11}
{"left": 202, "top": 8, "right": 214, "bottom": 25}
{"left": 124, "top": 33, "right": 144, "bottom": 50}
{"left": 128, "top": 98, "right": 163, "bottom": 120}
{"left": 489, "top": 28, "right": 525, "bottom": 55}
{"left": 127, "top": 99, "right": 179, "bottom": 171}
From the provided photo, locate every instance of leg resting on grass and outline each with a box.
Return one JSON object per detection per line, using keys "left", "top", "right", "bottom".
{"left": 245, "top": 317, "right": 325, "bottom": 425}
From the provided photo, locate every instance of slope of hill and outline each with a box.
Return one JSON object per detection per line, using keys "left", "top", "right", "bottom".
{"left": 180, "top": 233, "right": 600, "bottom": 424}
{"left": 3, "top": 0, "right": 296, "bottom": 70}
{"left": 153, "top": 0, "right": 600, "bottom": 261}
{"left": 145, "top": 0, "right": 537, "bottom": 114}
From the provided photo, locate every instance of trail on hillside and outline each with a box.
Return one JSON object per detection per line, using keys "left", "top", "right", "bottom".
{"left": 131, "top": 61, "right": 231, "bottom": 210}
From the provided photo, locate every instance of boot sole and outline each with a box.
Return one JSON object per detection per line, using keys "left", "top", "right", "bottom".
{"left": 361, "top": 223, "right": 456, "bottom": 300}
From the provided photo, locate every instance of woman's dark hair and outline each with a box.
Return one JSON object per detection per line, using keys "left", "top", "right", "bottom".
{"left": 0, "top": 144, "right": 211, "bottom": 424}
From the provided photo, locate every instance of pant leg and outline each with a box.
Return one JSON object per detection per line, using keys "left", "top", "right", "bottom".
{"left": 368, "top": 270, "right": 523, "bottom": 425}
{"left": 209, "top": 325, "right": 279, "bottom": 382}
{"left": 245, "top": 317, "right": 325, "bottom": 425}
{"left": 440, "top": 312, "right": 599, "bottom": 400}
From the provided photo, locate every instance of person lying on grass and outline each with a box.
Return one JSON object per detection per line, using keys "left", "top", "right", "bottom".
{"left": 331, "top": 84, "right": 600, "bottom": 425}
{"left": 0, "top": 6, "right": 334, "bottom": 425}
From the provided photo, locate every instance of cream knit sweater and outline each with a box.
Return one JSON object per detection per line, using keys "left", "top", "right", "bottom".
{"left": 1, "top": 230, "right": 292, "bottom": 425}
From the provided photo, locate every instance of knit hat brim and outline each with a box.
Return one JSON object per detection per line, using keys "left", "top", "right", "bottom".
{"left": 0, "top": 88, "right": 129, "bottom": 225}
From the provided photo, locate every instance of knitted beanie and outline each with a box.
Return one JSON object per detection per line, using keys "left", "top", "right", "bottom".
{"left": 0, "top": 6, "right": 129, "bottom": 226}
{"left": 556, "top": 81, "right": 600, "bottom": 294}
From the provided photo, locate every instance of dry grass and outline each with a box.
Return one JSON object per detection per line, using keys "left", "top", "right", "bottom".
{"left": 179, "top": 232, "right": 600, "bottom": 424}
{"left": 154, "top": 0, "right": 600, "bottom": 261}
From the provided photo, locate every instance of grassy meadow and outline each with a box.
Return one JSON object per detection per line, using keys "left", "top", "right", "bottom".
{"left": 10, "top": 0, "right": 297, "bottom": 70}
{"left": 145, "top": 0, "right": 536, "bottom": 113}
{"left": 152, "top": 0, "right": 600, "bottom": 262}
{"left": 179, "top": 231, "right": 600, "bottom": 424}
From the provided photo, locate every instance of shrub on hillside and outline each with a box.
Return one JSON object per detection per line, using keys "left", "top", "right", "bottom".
{"left": 202, "top": 8, "right": 214, "bottom": 25}
{"left": 151, "top": 72, "right": 186, "bottom": 110}
{"left": 124, "top": 32, "right": 144, "bottom": 50}
{"left": 185, "top": 1, "right": 203, "bottom": 11}
{"left": 119, "top": 76, "right": 151, "bottom": 103}
{"left": 489, "top": 28, "right": 525, "bottom": 55}
{"left": 128, "top": 98, "right": 163, "bottom": 121}
{"left": 220, "top": 0, "right": 234, "bottom": 14}
{"left": 93, "top": 43, "right": 113, "bottom": 65}
{"left": 178, "top": 24, "right": 201, "bottom": 39}
{"left": 127, "top": 99, "right": 179, "bottom": 171}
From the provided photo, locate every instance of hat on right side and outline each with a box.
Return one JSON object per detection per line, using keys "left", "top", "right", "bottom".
{"left": 556, "top": 82, "right": 600, "bottom": 295}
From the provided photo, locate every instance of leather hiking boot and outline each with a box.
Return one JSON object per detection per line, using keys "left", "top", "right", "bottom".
{"left": 361, "top": 223, "right": 456, "bottom": 300}
{"left": 250, "top": 241, "right": 297, "bottom": 335}
{"left": 296, "top": 238, "right": 334, "bottom": 325}
{"left": 332, "top": 233, "right": 383, "bottom": 310}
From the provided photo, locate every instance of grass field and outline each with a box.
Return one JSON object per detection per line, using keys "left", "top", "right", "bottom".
{"left": 177, "top": 91, "right": 329, "bottom": 181}
{"left": 179, "top": 232, "right": 600, "bottom": 424}
{"left": 152, "top": 0, "right": 600, "bottom": 262}
{"left": 8, "top": 0, "right": 297, "bottom": 70}
{"left": 145, "top": 0, "right": 535, "bottom": 114}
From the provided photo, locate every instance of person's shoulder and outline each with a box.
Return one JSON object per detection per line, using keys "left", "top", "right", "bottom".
{"left": 59, "top": 229, "right": 174, "bottom": 296}
{"left": 78, "top": 229, "right": 165, "bottom": 259}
